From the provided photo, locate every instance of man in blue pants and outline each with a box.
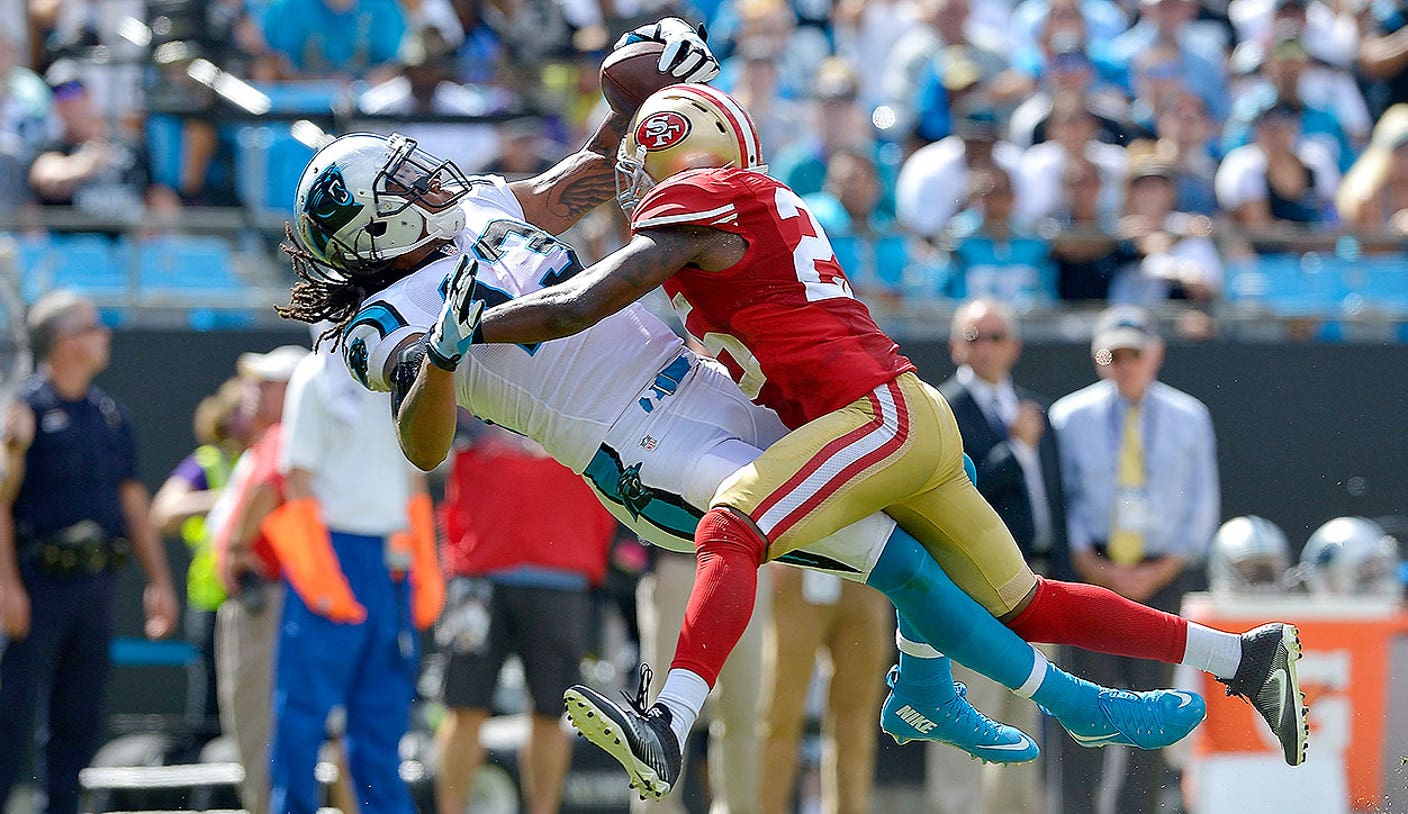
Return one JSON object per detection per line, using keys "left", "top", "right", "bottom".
{"left": 243, "top": 340, "right": 439, "bottom": 813}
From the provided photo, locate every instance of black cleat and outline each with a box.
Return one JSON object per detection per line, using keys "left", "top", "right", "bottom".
{"left": 564, "top": 665, "right": 682, "bottom": 799}
{"left": 1219, "top": 623, "right": 1308, "bottom": 766}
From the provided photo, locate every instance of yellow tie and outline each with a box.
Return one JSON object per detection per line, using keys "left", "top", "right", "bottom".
{"left": 1108, "top": 404, "right": 1145, "bottom": 565}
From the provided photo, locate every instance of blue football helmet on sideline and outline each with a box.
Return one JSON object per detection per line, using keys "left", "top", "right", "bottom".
{"left": 292, "top": 133, "right": 469, "bottom": 273}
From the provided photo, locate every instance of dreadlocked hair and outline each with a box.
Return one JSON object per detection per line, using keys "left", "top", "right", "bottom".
{"left": 275, "top": 221, "right": 405, "bottom": 349}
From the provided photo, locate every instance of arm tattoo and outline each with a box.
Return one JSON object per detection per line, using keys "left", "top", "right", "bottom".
{"left": 537, "top": 153, "right": 618, "bottom": 225}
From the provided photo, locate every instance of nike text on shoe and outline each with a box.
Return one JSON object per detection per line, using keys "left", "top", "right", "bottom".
{"left": 880, "top": 666, "right": 1039, "bottom": 764}
{"left": 564, "top": 666, "right": 682, "bottom": 800}
{"left": 1063, "top": 688, "right": 1207, "bottom": 750}
{"left": 1220, "top": 622, "right": 1308, "bottom": 766}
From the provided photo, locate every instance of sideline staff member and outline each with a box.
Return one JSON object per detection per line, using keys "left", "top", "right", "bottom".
{"left": 0, "top": 290, "right": 179, "bottom": 814}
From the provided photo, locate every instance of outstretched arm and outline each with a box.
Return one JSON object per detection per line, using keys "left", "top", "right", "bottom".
{"left": 477, "top": 225, "right": 729, "bottom": 344}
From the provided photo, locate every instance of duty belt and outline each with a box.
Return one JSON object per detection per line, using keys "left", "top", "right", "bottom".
{"left": 20, "top": 520, "right": 131, "bottom": 577}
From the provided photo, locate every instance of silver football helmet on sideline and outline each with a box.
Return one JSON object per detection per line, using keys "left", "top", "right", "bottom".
{"left": 1207, "top": 515, "right": 1293, "bottom": 595}
{"left": 293, "top": 133, "right": 469, "bottom": 272}
{"left": 1298, "top": 516, "right": 1403, "bottom": 598}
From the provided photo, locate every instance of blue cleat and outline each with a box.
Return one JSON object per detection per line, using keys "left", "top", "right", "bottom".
{"left": 1059, "top": 686, "right": 1207, "bottom": 750}
{"left": 880, "top": 666, "right": 1040, "bottom": 764}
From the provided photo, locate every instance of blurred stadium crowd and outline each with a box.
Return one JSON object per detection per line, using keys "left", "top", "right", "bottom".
{"left": 1, "top": 0, "right": 1408, "bottom": 332}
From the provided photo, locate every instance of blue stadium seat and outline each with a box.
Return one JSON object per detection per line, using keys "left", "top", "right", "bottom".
{"left": 14, "top": 233, "right": 128, "bottom": 301}
{"left": 136, "top": 236, "right": 240, "bottom": 293}
{"left": 235, "top": 125, "right": 318, "bottom": 215}
{"left": 1335, "top": 255, "right": 1408, "bottom": 316}
{"left": 1224, "top": 253, "right": 1345, "bottom": 316}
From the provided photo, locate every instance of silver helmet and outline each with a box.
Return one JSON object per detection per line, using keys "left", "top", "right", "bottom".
{"left": 1207, "top": 515, "right": 1292, "bottom": 595}
{"left": 1299, "top": 516, "right": 1403, "bottom": 597}
{"left": 292, "top": 133, "right": 469, "bottom": 273}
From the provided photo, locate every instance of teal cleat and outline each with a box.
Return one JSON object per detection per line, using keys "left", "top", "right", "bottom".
{"left": 1059, "top": 686, "right": 1207, "bottom": 750}
{"left": 880, "top": 666, "right": 1040, "bottom": 764}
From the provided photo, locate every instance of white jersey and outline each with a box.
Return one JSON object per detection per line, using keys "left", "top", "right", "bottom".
{"left": 343, "top": 174, "right": 683, "bottom": 473}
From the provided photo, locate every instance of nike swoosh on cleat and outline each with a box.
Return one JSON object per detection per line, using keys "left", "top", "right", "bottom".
{"left": 1070, "top": 732, "right": 1122, "bottom": 746}
{"left": 1171, "top": 691, "right": 1195, "bottom": 709}
{"left": 985, "top": 735, "right": 1037, "bottom": 751}
{"left": 1265, "top": 669, "right": 1287, "bottom": 716}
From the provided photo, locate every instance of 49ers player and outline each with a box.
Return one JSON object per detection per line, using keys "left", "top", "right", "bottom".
{"left": 445, "top": 84, "right": 1309, "bottom": 796}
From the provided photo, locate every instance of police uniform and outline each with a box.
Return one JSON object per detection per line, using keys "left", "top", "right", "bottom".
{"left": 0, "top": 374, "right": 138, "bottom": 814}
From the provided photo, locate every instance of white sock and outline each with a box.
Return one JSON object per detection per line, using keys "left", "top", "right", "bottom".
{"left": 1183, "top": 623, "right": 1243, "bottom": 679}
{"left": 655, "top": 668, "right": 710, "bottom": 748}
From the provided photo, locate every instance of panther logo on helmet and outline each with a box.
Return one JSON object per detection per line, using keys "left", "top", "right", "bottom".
{"left": 637, "top": 112, "right": 691, "bottom": 150}
{"left": 303, "top": 167, "right": 364, "bottom": 255}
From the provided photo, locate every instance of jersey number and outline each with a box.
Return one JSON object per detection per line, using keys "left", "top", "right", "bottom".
{"left": 773, "top": 188, "right": 854, "bottom": 303}
{"left": 670, "top": 292, "right": 768, "bottom": 399}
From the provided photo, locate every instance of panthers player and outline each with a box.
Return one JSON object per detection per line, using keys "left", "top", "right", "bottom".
{"left": 445, "top": 83, "right": 1310, "bottom": 792}
{"left": 275, "top": 103, "right": 1217, "bottom": 792}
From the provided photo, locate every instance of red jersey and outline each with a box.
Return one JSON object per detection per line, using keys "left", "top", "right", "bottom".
{"left": 440, "top": 431, "right": 618, "bottom": 585}
{"left": 632, "top": 167, "right": 915, "bottom": 428}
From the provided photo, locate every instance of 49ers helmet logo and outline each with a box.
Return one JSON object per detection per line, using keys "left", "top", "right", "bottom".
{"left": 636, "top": 111, "right": 691, "bottom": 151}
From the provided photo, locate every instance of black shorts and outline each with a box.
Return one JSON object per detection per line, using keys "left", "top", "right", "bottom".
{"left": 437, "top": 576, "right": 590, "bottom": 716}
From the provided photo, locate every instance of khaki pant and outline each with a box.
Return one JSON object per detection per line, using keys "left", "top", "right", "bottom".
{"left": 215, "top": 584, "right": 284, "bottom": 814}
{"left": 634, "top": 549, "right": 768, "bottom": 814}
{"left": 760, "top": 567, "right": 894, "bottom": 814}
{"left": 717, "top": 373, "right": 1037, "bottom": 616}
{"left": 925, "top": 657, "right": 1051, "bottom": 814}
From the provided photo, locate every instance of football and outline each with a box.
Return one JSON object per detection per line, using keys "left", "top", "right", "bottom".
{"left": 600, "top": 41, "right": 673, "bottom": 114}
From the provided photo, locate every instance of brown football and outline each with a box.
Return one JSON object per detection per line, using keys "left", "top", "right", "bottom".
{"left": 600, "top": 41, "right": 673, "bottom": 113}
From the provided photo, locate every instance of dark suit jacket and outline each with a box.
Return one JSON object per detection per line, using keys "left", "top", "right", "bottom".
{"left": 939, "top": 374, "right": 1072, "bottom": 580}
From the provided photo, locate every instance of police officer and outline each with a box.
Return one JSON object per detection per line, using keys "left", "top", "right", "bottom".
{"left": 0, "top": 289, "right": 179, "bottom": 814}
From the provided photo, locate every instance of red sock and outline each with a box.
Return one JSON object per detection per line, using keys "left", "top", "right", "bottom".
{"left": 1005, "top": 577, "right": 1188, "bottom": 664}
{"left": 670, "top": 508, "right": 770, "bottom": 686}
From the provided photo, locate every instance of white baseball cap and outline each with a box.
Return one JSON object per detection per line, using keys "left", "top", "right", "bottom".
{"left": 1091, "top": 305, "right": 1158, "bottom": 358}
{"left": 237, "top": 344, "right": 310, "bottom": 382}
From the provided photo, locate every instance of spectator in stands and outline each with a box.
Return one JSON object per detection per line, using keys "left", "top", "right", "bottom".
{"left": 1230, "top": 0, "right": 1359, "bottom": 70}
{"left": 447, "top": 0, "right": 507, "bottom": 86}
{"left": 759, "top": 567, "right": 893, "bottom": 814}
{"left": 930, "top": 298, "right": 1069, "bottom": 814}
{"left": 720, "top": 2, "right": 811, "bottom": 161}
{"left": 832, "top": 0, "right": 923, "bottom": 107}
{"left": 150, "top": 377, "right": 249, "bottom": 746}
{"left": 882, "top": 0, "right": 1008, "bottom": 142}
{"left": 1216, "top": 97, "right": 1341, "bottom": 229}
{"left": 260, "top": 0, "right": 407, "bottom": 80}
{"left": 770, "top": 58, "right": 897, "bottom": 204}
{"left": 355, "top": 26, "right": 507, "bottom": 174}
{"left": 1110, "top": 152, "right": 1222, "bottom": 303}
{"left": 896, "top": 98, "right": 1024, "bottom": 241}
{"left": 805, "top": 148, "right": 910, "bottom": 301}
{"left": 1223, "top": 32, "right": 1357, "bottom": 171}
{"left": 1017, "top": 90, "right": 1130, "bottom": 223}
{"left": 1358, "top": 0, "right": 1408, "bottom": 117}
{"left": 1048, "top": 153, "right": 1129, "bottom": 300}
{"left": 28, "top": 60, "right": 179, "bottom": 220}
{"left": 211, "top": 345, "right": 307, "bottom": 814}
{"left": 0, "top": 290, "right": 179, "bottom": 814}
{"left": 1008, "top": 0, "right": 1130, "bottom": 68}
{"left": 1336, "top": 103, "right": 1408, "bottom": 233}
{"left": 1151, "top": 91, "right": 1220, "bottom": 214}
{"left": 435, "top": 423, "right": 615, "bottom": 814}
{"left": 485, "top": 118, "right": 554, "bottom": 176}
{"left": 940, "top": 166, "right": 1058, "bottom": 304}
{"left": 1008, "top": 26, "right": 1142, "bottom": 149}
{"left": 1050, "top": 304, "right": 1219, "bottom": 814}
{"left": 1103, "top": 0, "right": 1229, "bottom": 122}
{"left": 0, "top": 32, "right": 55, "bottom": 209}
